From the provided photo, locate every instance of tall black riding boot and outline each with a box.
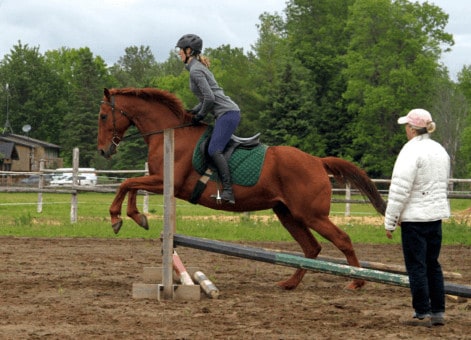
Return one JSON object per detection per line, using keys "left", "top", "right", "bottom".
{"left": 211, "top": 151, "right": 235, "bottom": 204}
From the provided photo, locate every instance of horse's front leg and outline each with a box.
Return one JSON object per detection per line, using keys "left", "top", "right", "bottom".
{"left": 126, "top": 189, "right": 149, "bottom": 230}
{"left": 109, "top": 185, "right": 129, "bottom": 234}
{"left": 109, "top": 175, "right": 163, "bottom": 234}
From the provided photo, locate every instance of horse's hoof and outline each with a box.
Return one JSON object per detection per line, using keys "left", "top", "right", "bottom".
{"left": 112, "top": 220, "right": 123, "bottom": 234}
{"left": 276, "top": 280, "right": 298, "bottom": 290}
{"left": 346, "top": 280, "right": 366, "bottom": 290}
{"left": 139, "top": 215, "right": 149, "bottom": 230}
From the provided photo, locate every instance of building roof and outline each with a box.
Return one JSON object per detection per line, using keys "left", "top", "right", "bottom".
{"left": 0, "top": 133, "right": 61, "bottom": 150}
{"left": 0, "top": 141, "right": 19, "bottom": 160}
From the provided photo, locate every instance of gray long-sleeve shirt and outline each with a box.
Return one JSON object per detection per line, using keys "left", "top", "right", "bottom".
{"left": 186, "top": 58, "right": 239, "bottom": 119}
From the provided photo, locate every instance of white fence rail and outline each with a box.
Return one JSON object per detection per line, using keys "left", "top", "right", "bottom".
{"left": 1, "top": 148, "right": 471, "bottom": 222}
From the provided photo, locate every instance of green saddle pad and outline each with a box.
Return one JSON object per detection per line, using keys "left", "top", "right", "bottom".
{"left": 192, "top": 129, "right": 268, "bottom": 187}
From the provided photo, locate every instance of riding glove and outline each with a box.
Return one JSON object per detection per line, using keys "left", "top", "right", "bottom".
{"left": 191, "top": 114, "right": 204, "bottom": 124}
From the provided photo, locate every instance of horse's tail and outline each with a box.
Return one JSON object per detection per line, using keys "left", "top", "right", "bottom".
{"left": 321, "top": 157, "right": 386, "bottom": 216}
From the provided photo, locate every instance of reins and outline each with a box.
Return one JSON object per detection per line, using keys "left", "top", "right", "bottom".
{"left": 101, "top": 96, "right": 194, "bottom": 145}
{"left": 122, "top": 123, "right": 194, "bottom": 141}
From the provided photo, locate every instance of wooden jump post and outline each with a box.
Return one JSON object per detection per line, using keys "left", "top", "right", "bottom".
{"left": 133, "top": 129, "right": 200, "bottom": 300}
{"left": 159, "top": 129, "right": 200, "bottom": 300}
{"left": 173, "top": 234, "right": 471, "bottom": 298}
{"left": 161, "top": 129, "right": 176, "bottom": 299}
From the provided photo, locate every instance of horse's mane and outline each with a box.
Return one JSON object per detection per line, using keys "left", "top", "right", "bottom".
{"left": 110, "top": 87, "right": 188, "bottom": 121}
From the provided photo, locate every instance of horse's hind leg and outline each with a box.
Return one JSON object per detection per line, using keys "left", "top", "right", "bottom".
{"left": 273, "top": 204, "right": 322, "bottom": 290}
{"left": 312, "top": 217, "right": 365, "bottom": 290}
{"left": 126, "top": 189, "right": 149, "bottom": 230}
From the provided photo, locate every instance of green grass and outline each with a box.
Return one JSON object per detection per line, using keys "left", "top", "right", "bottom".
{"left": 0, "top": 192, "right": 470, "bottom": 245}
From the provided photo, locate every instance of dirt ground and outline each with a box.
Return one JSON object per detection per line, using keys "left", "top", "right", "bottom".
{"left": 1, "top": 237, "right": 470, "bottom": 340}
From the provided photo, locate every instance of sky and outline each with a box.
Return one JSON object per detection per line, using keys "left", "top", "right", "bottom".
{"left": 0, "top": 0, "right": 469, "bottom": 80}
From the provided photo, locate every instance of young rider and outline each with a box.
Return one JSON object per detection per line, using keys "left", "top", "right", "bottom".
{"left": 176, "top": 34, "right": 241, "bottom": 204}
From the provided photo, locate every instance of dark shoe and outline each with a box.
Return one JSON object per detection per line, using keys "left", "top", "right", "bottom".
{"left": 402, "top": 313, "right": 431, "bottom": 327}
{"left": 431, "top": 312, "right": 445, "bottom": 326}
{"left": 220, "top": 188, "right": 235, "bottom": 204}
{"left": 211, "top": 151, "right": 235, "bottom": 204}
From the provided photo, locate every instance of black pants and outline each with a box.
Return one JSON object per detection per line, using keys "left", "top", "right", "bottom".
{"left": 401, "top": 220, "right": 445, "bottom": 315}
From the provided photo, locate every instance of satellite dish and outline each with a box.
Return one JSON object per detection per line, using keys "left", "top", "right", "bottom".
{"left": 22, "top": 124, "right": 31, "bottom": 133}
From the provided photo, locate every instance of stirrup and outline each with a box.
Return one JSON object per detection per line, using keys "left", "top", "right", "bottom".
{"left": 210, "top": 189, "right": 235, "bottom": 204}
{"left": 210, "top": 189, "right": 222, "bottom": 204}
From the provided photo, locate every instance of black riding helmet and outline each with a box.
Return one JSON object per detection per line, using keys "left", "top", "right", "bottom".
{"left": 176, "top": 34, "right": 203, "bottom": 55}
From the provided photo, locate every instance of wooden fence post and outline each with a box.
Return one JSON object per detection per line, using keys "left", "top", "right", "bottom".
{"left": 37, "top": 159, "right": 44, "bottom": 213}
{"left": 345, "top": 182, "right": 351, "bottom": 217}
{"left": 143, "top": 162, "right": 149, "bottom": 214}
{"left": 70, "top": 148, "right": 79, "bottom": 223}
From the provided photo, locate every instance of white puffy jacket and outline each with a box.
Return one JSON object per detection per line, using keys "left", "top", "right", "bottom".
{"left": 384, "top": 134, "right": 450, "bottom": 231}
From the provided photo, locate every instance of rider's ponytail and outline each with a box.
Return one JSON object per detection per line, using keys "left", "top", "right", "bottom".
{"left": 197, "top": 54, "right": 211, "bottom": 68}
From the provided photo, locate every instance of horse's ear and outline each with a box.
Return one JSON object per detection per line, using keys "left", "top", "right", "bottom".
{"left": 104, "top": 88, "right": 111, "bottom": 100}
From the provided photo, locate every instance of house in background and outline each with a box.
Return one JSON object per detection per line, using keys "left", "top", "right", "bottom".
{"left": 0, "top": 140, "right": 19, "bottom": 171}
{"left": 0, "top": 133, "right": 62, "bottom": 172}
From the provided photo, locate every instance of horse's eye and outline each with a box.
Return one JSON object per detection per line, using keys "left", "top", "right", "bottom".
{"left": 100, "top": 114, "right": 107, "bottom": 121}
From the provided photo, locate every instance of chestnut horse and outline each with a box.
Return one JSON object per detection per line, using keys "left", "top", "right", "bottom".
{"left": 97, "top": 87, "right": 386, "bottom": 290}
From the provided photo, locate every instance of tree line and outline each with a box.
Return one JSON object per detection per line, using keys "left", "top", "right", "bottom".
{"left": 1, "top": 0, "right": 470, "bottom": 179}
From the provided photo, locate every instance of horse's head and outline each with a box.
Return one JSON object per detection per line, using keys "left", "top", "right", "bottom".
{"left": 97, "top": 88, "right": 134, "bottom": 159}
{"left": 98, "top": 87, "right": 194, "bottom": 159}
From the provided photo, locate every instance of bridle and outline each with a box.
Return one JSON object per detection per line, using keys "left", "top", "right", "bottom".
{"left": 101, "top": 95, "right": 194, "bottom": 148}
{"left": 101, "top": 95, "right": 130, "bottom": 148}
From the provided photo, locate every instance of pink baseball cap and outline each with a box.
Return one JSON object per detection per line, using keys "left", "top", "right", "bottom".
{"left": 397, "top": 109, "right": 432, "bottom": 128}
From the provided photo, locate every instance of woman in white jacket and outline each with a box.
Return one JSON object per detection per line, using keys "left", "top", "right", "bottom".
{"left": 384, "top": 108, "right": 450, "bottom": 327}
